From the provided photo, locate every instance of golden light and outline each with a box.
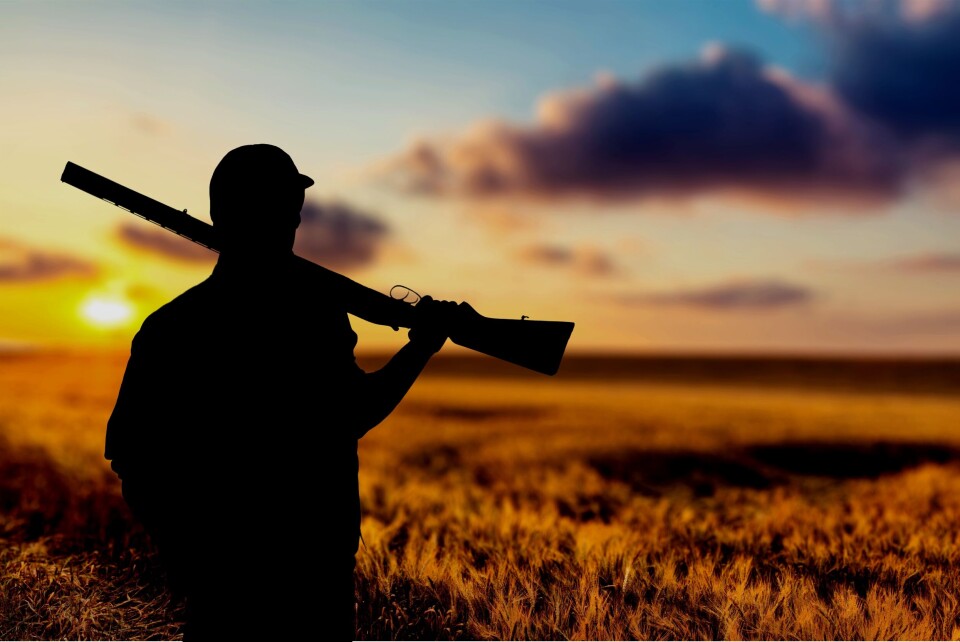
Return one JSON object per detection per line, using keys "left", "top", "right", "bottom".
{"left": 81, "top": 295, "right": 134, "bottom": 329}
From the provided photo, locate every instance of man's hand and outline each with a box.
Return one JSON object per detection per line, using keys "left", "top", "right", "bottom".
{"left": 408, "top": 295, "right": 459, "bottom": 353}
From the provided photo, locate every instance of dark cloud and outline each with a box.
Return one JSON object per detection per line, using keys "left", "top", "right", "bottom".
{"left": 117, "top": 224, "right": 215, "bottom": 262}
{"left": 380, "top": 7, "right": 960, "bottom": 211}
{"left": 827, "top": 8, "right": 960, "bottom": 142}
{"left": 380, "top": 46, "right": 899, "bottom": 205}
{"left": 516, "top": 244, "right": 618, "bottom": 277}
{"left": 116, "top": 200, "right": 391, "bottom": 271}
{"left": 762, "top": 1, "right": 960, "bottom": 145}
{"left": 613, "top": 279, "right": 814, "bottom": 310}
{"left": 294, "top": 200, "right": 390, "bottom": 271}
{"left": 0, "top": 238, "right": 97, "bottom": 282}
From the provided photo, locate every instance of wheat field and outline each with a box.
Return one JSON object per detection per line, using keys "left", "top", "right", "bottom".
{"left": 1, "top": 352, "right": 960, "bottom": 640}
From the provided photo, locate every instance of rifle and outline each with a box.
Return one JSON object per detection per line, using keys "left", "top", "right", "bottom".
{"left": 60, "top": 162, "right": 574, "bottom": 375}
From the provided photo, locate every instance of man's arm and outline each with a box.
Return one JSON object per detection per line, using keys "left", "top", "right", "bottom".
{"left": 347, "top": 297, "right": 456, "bottom": 438}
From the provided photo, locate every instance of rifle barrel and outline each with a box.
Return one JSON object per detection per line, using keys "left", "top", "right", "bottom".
{"left": 61, "top": 162, "right": 220, "bottom": 251}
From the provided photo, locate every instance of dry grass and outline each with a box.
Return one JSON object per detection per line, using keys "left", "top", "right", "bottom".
{"left": 1, "top": 352, "right": 960, "bottom": 639}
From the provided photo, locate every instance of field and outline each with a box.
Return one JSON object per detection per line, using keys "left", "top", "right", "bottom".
{"left": 1, "top": 352, "right": 960, "bottom": 640}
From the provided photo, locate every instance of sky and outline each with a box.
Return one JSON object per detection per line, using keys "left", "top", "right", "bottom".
{"left": 1, "top": 0, "right": 959, "bottom": 355}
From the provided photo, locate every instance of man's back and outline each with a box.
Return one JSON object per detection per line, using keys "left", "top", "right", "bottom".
{"left": 106, "top": 255, "right": 364, "bottom": 636}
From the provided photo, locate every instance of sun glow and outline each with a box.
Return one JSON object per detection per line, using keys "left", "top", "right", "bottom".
{"left": 81, "top": 296, "right": 133, "bottom": 329}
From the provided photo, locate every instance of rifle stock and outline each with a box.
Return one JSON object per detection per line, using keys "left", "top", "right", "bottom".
{"left": 60, "top": 161, "right": 574, "bottom": 375}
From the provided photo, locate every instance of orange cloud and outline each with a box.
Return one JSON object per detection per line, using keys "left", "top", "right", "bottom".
{"left": 463, "top": 205, "right": 544, "bottom": 236}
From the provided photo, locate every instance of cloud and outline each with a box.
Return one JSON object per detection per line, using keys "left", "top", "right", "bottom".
{"left": 130, "top": 112, "right": 172, "bottom": 136}
{"left": 757, "top": 0, "right": 954, "bottom": 24}
{"left": 612, "top": 279, "right": 814, "bottom": 310}
{"left": 0, "top": 238, "right": 97, "bottom": 282}
{"left": 828, "top": 9, "right": 960, "bottom": 143}
{"left": 294, "top": 200, "right": 390, "bottom": 271}
{"left": 515, "top": 244, "right": 619, "bottom": 277}
{"left": 378, "top": 45, "right": 900, "bottom": 206}
{"left": 464, "top": 205, "right": 544, "bottom": 235}
{"left": 889, "top": 252, "right": 960, "bottom": 271}
{"left": 123, "top": 282, "right": 167, "bottom": 302}
{"left": 809, "top": 251, "right": 960, "bottom": 272}
{"left": 116, "top": 200, "right": 391, "bottom": 271}
{"left": 378, "top": 10, "right": 960, "bottom": 213}
{"left": 835, "top": 308, "right": 960, "bottom": 336}
{"left": 761, "top": 0, "right": 960, "bottom": 144}
{"left": 0, "top": 338, "right": 36, "bottom": 353}
{"left": 116, "top": 223, "right": 215, "bottom": 262}
{"left": 881, "top": 309, "right": 960, "bottom": 333}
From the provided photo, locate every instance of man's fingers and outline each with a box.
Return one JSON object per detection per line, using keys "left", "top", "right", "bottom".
{"left": 415, "top": 296, "right": 460, "bottom": 326}
{"left": 408, "top": 294, "right": 455, "bottom": 352}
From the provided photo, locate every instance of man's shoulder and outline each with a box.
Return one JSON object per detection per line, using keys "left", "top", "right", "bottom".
{"left": 136, "top": 278, "right": 216, "bottom": 339}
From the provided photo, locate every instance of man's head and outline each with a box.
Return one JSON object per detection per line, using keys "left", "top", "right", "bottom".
{"left": 209, "top": 144, "right": 314, "bottom": 255}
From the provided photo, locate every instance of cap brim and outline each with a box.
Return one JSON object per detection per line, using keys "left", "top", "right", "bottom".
{"left": 299, "top": 173, "right": 315, "bottom": 189}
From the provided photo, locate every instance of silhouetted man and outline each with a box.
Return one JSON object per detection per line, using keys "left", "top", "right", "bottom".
{"left": 106, "top": 144, "right": 453, "bottom": 639}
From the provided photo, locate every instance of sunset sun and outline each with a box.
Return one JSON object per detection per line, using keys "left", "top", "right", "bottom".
{"left": 81, "top": 295, "right": 134, "bottom": 329}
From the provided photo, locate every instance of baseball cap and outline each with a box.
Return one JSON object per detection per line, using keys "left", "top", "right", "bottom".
{"left": 210, "top": 144, "right": 314, "bottom": 193}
